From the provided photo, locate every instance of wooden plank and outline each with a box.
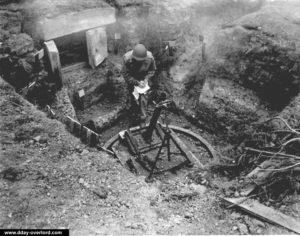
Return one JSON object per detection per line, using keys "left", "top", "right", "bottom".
{"left": 66, "top": 115, "right": 81, "bottom": 136}
{"left": 169, "top": 129, "right": 204, "bottom": 168}
{"left": 240, "top": 160, "right": 275, "bottom": 197}
{"left": 86, "top": 27, "right": 107, "bottom": 69}
{"left": 168, "top": 124, "right": 217, "bottom": 160}
{"left": 34, "top": 49, "right": 44, "bottom": 62}
{"left": 223, "top": 197, "right": 300, "bottom": 234}
{"left": 124, "top": 130, "right": 140, "bottom": 157}
{"left": 44, "top": 40, "right": 62, "bottom": 88}
{"left": 112, "top": 147, "right": 131, "bottom": 167}
{"left": 39, "top": 8, "right": 116, "bottom": 41}
{"left": 62, "top": 61, "right": 87, "bottom": 74}
{"left": 240, "top": 185, "right": 256, "bottom": 197}
{"left": 247, "top": 160, "right": 273, "bottom": 179}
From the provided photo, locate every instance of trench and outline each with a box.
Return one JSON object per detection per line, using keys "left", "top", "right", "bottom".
{"left": 58, "top": 54, "right": 221, "bottom": 181}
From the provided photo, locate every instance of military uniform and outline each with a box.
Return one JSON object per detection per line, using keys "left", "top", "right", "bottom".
{"left": 121, "top": 49, "right": 157, "bottom": 125}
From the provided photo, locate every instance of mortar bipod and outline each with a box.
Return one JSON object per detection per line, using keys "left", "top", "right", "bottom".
{"left": 121, "top": 98, "right": 207, "bottom": 179}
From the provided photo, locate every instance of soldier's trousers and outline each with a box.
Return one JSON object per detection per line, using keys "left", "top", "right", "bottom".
{"left": 128, "top": 93, "right": 148, "bottom": 127}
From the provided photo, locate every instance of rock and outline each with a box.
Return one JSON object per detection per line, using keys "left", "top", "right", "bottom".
{"left": 225, "top": 189, "right": 233, "bottom": 197}
{"left": 234, "top": 191, "right": 240, "bottom": 198}
{"left": 33, "top": 135, "right": 47, "bottom": 143}
{"left": 33, "top": 135, "right": 41, "bottom": 142}
{"left": 39, "top": 136, "right": 48, "bottom": 144}
{"left": 189, "top": 183, "right": 207, "bottom": 194}
{"left": 79, "top": 178, "right": 85, "bottom": 184}
{"left": 125, "top": 222, "right": 131, "bottom": 228}
{"left": 0, "top": 29, "right": 9, "bottom": 41}
{"left": 184, "top": 212, "right": 193, "bottom": 219}
{"left": 230, "top": 212, "right": 241, "bottom": 219}
{"left": 24, "top": 52, "right": 36, "bottom": 64}
{"left": 238, "top": 223, "right": 249, "bottom": 234}
{"left": 252, "top": 218, "right": 266, "bottom": 228}
{"left": 75, "top": 145, "right": 83, "bottom": 153}
{"left": 81, "top": 149, "right": 89, "bottom": 155}
{"left": 2, "top": 167, "right": 21, "bottom": 182}
{"left": 92, "top": 186, "right": 108, "bottom": 199}
{"left": 232, "top": 226, "right": 238, "bottom": 231}
{"left": 3, "top": 33, "right": 34, "bottom": 56}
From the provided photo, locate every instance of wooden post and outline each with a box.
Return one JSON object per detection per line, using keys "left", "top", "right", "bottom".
{"left": 44, "top": 40, "right": 62, "bottom": 88}
{"left": 86, "top": 27, "right": 108, "bottom": 69}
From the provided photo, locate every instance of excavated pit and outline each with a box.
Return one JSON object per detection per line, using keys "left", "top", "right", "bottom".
{"left": 59, "top": 57, "right": 219, "bottom": 180}
{"left": 1, "top": 1, "right": 300, "bottom": 231}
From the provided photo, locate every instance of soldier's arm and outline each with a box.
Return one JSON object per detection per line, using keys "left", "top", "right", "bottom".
{"left": 121, "top": 58, "right": 139, "bottom": 86}
{"left": 145, "top": 56, "right": 156, "bottom": 81}
{"left": 145, "top": 54, "right": 156, "bottom": 84}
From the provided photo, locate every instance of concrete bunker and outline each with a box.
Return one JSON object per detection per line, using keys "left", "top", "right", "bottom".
{"left": 38, "top": 8, "right": 116, "bottom": 85}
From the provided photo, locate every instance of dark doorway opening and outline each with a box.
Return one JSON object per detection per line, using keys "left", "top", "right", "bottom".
{"left": 54, "top": 31, "right": 88, "bottom": 67}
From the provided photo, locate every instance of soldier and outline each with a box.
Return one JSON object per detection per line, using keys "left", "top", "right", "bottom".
{"left": 121, "top": 44, "right": 157, "bottom": 126}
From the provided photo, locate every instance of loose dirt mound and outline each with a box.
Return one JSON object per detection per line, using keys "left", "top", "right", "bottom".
{"left": 175, "top": 1, "right": 300, "bottom": 143}
{"left": 209, "top": 2, "right": 300, "bottom": 109}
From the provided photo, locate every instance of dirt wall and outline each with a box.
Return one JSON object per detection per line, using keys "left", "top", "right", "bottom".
{"left": 209, "top": 2, "right": 300, "bottom": 109}
{"left": 0, "top": 2, "right": 39, "bottom": 90}
{"left": 174, "top": 1, "right": 300, "bottom": 142}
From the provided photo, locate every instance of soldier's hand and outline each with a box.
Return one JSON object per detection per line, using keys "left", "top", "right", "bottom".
{"left": 138, "top": 81, "right": 146, "bottom": 88}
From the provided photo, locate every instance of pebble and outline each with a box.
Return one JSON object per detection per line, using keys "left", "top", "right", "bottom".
{"left": 232, "top": 226, "right": 238, "bottom": 231}
{"left": 252, "top": 219, "right": 266, "bottom": 228}
{"left": 81, "top": 149, "right": 89, "bottom": 155}
{"left": 234, "top": 191, "right": 240, "bottom": 197}
{"left": 125, "top": 222, "right": 131, "bottom": 228}
{"left": 225, "top": 190, "right": 233, "bottom": 197}
{"left": 79, "top": 178, "right": 85, "bottom": 184}
{"left": 238, "top": 223, "right": 249, "bottom": 234}
{"left": 33, "top": 135, "right": 41, "bottom": 142}
{"left": 184, "top": 212, "right": 193, "bottom": 219}
{"left": 92, "top": 186, "right": 108, "bottom": 199}
{"left": 230, "top": 212, "right": 240, "bottom": 219}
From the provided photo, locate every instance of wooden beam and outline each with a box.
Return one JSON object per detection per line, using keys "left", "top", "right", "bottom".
{"left": 86, "top": 27, "right": 107, "bottom": 69}
{"left": 62, "top": 61, "right": 87, "bottom": 74}
{"left": 44, "top": 40, "right": 62, "bottom": 88}
{"left": 223, "top": 197, "right": 300, "bottom": 234}
{"left": 39, "top": 8, "right": 116, "bottom": 41}
{"left": 169, "top": 129, "right": 204, "bottom": 168}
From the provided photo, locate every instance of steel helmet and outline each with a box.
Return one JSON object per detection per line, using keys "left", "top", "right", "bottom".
{"left": 132, "top": 44, "right": 147, "bottom": 61}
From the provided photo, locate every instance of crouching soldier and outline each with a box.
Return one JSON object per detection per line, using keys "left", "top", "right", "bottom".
{"left": 121, "top": 44, "right": 156, "bottom": 126}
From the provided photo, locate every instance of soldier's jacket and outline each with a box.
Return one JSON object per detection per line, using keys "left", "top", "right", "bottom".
{"left": 121, "top": 50, "right": 156, "bottom": 91}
